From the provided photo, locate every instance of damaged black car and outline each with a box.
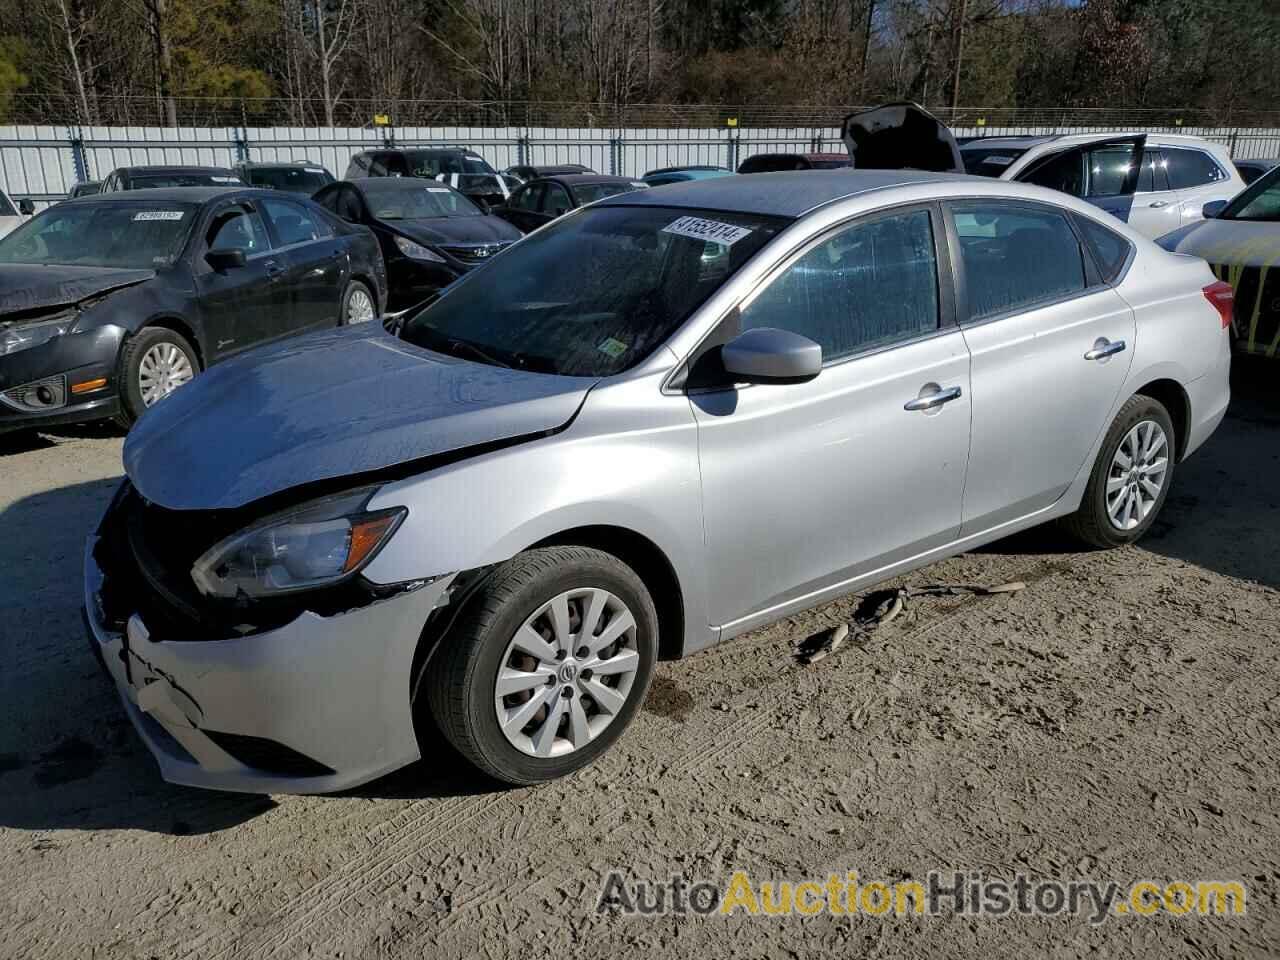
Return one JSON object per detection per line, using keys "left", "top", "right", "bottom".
{"left": 0, "top": 186, "right": 387, "bottom": 434}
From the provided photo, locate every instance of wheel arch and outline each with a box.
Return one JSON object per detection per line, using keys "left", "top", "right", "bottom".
{"left": 1132, "top": 377, "right": 1190, "bottom": 461}
{"left": 137, "top": 315, "right": 206, "bottom": 370}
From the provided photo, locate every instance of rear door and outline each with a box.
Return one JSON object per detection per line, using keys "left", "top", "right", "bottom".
{"left": 1014, "top": 135, "right": 1147, "bottom": 227}
{"left": 194, "top": 199, "right": 282, "bottom": 359}
{"left": 945, "top": 198, "right": 1135, "bottom": 533}
{"left": 259, "top": 196, "right": 348, "bottom": 334}
{"left": 1163, "top": 145, "right": 1238, "bottom": 227}
{"left": 497, "top": 183, "right": 547, "bottom": 232}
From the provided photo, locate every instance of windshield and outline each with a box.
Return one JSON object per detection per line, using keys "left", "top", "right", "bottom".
{"left": 0, "top": 201, "right": 196, "bottom": 267}
{"left": 962, "top": 147, "right": 1029, "bottom": 176}
{"left": 130, "top": 173, "right": 241, "bottom": 188}
{"left": 1221, "top": 165, "right": 1280, "bottom": 221}
{"left": 401, "top": 205, "right": 787, "bottom": 377}
{"left": 572, "top": 182, "right": 647, "bottom": 205}
{"left": 407, "top": 151, "right": 496, "bottom": 176}
{"left": 245, "top": 167, "right": 333, "bottom": 193}
{"left": 361, "top": 181, "right": 480, "bottom": 219}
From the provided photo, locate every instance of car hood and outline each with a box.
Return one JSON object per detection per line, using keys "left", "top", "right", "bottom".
{"left": 0, "top": 264, "right": 155, "bottom": 317}
{"left": 389, "top": 216, "right": 521, "bottom": 246}
{"left": 123, "top": 324, "right": 596, "bottom": 510}
{"left": 1156, "top": 218, "right": 1280, "bottom": 266}
{"left": 840, "top": 101, "right": 964, "bottom": 173}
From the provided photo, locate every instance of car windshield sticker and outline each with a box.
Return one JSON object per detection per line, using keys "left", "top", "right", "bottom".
{"left": 133, "top": 210, "right": 185, "bottom": 221}
{"left": 980, "top": 155, "right": 1015, "bottom": 166}
{"left": 630, "top": 182, "right": 647, "bottom": 188}
{"left": 662, "top": 215, "right": 752, "bottom": 246}
{"left": 213, "top": 176, "right": 240, "bottom": 183}
{"left": 426, "top": 186, "right": 451, "bottom": 193}
{"left": 598, "top": 337, "right": 629, "bottom": 359}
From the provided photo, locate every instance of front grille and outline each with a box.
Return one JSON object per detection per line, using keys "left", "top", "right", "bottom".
{"left": 202, "top": 730, "right": 335, "bottom": 778}
{"left": 439, "top": 242, "right": 510, "bottom": 264}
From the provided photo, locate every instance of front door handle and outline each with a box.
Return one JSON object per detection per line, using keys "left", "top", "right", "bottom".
{"left": 264, "top": 260, "right": 283, "bottom": 281}
{"left": 1084, "top": 338, "right": 1126, "bottom": 361}
{"left": 1148, "top": 200, "right": 1170, "bottom": 208}
{"left": 904, "top": 385, "right": 963, "bottom": 411}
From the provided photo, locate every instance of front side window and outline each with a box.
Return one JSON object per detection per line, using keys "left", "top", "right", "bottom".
{"left": 261, "top": 198, "right": 331, "bottom": 245}
{"left": 206, "top": 204, "right": 271, "bottom": 254}
{"left": 951, "top": 201, "right": 1087, "bottom": 320}
{"left": 1164, "top": 148, "right": 1228, "bottom": 190}
{"left": 0, "top": 201, "right": 196, "bottom": 267}
{"left": 401, "top": 205, "right": 786, "bottom": 377}
{"left": 1020, "top": 149, "right": 1085, "bottom": 196}
{"left": 511, "top": 184, "right": 542, "bottom": 212}
{"left": 739, "top": 208, "right": 940, "bottom": 363}
{"left": 545, "top": 184, "right": 571, "bottom": 216}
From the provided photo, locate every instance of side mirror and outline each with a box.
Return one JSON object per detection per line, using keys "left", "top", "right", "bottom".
{"left": 1202, "top": 200, "right": 1228, "bottom": 219}
{"left": 205, "top": 248, "right": 248, "bottom": 271}
{"left": 721, "top": 327, "right": 822, "bottom": 384}
{"left": 18, "top": 198, "right": 35, "bottom": 216}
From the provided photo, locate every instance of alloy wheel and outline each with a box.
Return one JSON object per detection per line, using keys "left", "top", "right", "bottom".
{"left": 138, "top": 342, "right": 195, "bottom": 407}
{"left": 1106, "top": 419, "right": 1169, "bottom": 531}
{"left": 493, "top": 587, "right": 641, "bottom": 758}
{"left": 346, "top": 288, "right": 375, "bottom": 324}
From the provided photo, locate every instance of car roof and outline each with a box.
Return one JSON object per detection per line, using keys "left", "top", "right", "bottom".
{"left": 238, "top": 160, "right": 328, "bottom": 168}
{"left": 603, "top": 169, "right": 985, "bottom": 217}
{"left": 645, "top": 165, "right": 727, "bottom": 176}
{"left": 59, "top": 186, "right": 278, "bottom": 205}
{"left": 116, "top": 165, "right": 238, "bottom": 175}
{"left": 960, "top": 136, "right": 1057, "bottom": 149}
{"left": 548, "top": 174, "right": 640, "bottom": 186}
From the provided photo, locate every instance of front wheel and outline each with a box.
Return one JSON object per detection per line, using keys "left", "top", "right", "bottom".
{"left": 114, "top": 327, "right": 200, "bottom": 428}
{"left": 341, "top": 280, "right": 376, "bottom": 325}
{"left": 1060, "top": 393, "right": 1176, "bottom": 548}
{"left": 424, "top": 546, "right": 658, "bottom": 785}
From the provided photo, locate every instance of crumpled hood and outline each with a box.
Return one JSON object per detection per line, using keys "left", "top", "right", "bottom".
{"left": 124, "top": 325, "right": 596, "bottom": 510}
{"left": 0, "top": 264, "right": 155, "bottom": 316}
{"left": 1156, "top": 218, "right": 1280, "bottom": 266}
{"left": 390, "top": 215, "right": 521, "bottom": 247}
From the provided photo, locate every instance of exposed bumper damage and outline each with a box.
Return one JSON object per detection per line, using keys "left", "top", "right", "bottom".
{"left": 84, "top": 530, "right": 456, "bottom": 795}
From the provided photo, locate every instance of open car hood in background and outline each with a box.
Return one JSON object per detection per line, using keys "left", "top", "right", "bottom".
{"left": 840, "top": 102, "right": 964, "bottom": 173}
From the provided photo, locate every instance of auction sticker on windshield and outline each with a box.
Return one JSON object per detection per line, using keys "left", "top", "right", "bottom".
{"left": 133, "top": 211, "right": 186, "bottom": 221}
{"left": 663, "top": 215, "right": 753, "bottom": 246}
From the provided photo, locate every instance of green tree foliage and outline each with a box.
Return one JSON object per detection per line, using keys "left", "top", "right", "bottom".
{"left": 0, "top": 37, "right": 29, "bottom": 121}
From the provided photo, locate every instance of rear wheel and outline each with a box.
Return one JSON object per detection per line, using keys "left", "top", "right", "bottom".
{"left": 114, "top": 327, "right": 199, "bottom": 428}
{"left": 425, "top": 546, "right": 658, "bottom": 785}
{"left": 1060, "top": 394, "right": 1175, "bottom": 548}
{"left": 341, "top": 281, "right": 376, "bottom": 325}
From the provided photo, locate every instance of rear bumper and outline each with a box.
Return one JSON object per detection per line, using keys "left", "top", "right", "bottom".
{"left": 1184, "top": 335, "right": 1232, "bottom": 459}
{"left": 84, "top": 536, "right": 455, "bottom": 794}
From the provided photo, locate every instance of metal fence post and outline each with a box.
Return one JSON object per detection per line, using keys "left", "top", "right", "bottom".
{"left": 609, "top": 134, "right": 621, "bottom": 176}
{"left": 517, "top": 133, "right": 528, "bottom": 166}
{"left": 68, "top": 128, "right": 89, "bottom": 183}
{"left": 234, "top": 127, "right": 251, "bottom": 163}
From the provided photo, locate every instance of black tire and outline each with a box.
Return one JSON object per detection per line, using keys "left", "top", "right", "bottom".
{"left": 425, "top": 546, "right": 659, "bottom": 785}
{"left": 1060, "top": 393, "right": 1176, "bottom": 548}
{"left": 340, "top": 280, "right": 376, "bottom": 325}
{"left": 113, "top": 327, "right": 200, "bottom": 429}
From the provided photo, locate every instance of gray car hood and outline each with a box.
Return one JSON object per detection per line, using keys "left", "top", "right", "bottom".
{"left": 124, "top": 325, "right": 596, "bottom": 510}
{"left": 0, "top": 264, "right": 155, "bottom": 316}
{"left": 1157, "top": 218, "right": 1280, "bottom": 265}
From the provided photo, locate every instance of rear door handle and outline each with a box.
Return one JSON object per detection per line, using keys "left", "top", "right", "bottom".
{"left": 264, "top": 260, "right": 283, "bottom": 281}
{"left": 904, "top": 385, "right": 963, "bottom": 411}
{"left": 1148, "top": 200, "right": 1170, "bottom": 208}
{"left": 1084, "top": 338, "right": 1126, "bottom": 361}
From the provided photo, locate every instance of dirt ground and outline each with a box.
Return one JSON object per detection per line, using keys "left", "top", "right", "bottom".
{"left": 1, "top": 365, "right": 1277, "bottom": 959}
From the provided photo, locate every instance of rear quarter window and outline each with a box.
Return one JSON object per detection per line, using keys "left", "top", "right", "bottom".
{"left": 1165, "top": 148, "right": 1229, "bottom": 190}
{"left": 1075, "top": 215, "right": 1133, "bottom": 284}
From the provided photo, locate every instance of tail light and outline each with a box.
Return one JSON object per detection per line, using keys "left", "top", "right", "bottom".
{"left": 1203, "top": 281, "right": 1234, "bottom": 330}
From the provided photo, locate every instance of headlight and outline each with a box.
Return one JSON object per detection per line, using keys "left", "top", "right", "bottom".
{"left": 190, "top": 487, "right": 406, "bottom": 599}
{"left": 0, "top": 314, "right": 75, "bottom": 357}
{"left": 394, "top": 236, "right": 445, "bottom": 262}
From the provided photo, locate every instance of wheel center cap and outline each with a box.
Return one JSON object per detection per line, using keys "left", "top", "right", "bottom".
{"left": 558, "top": 662, "right": 578, "bottom": 684}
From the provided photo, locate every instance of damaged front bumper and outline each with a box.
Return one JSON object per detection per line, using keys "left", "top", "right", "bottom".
{"left": 83, "top": 536, "right": 455, "bottom": 794}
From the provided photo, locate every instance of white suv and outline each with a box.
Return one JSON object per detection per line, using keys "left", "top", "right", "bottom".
{"left": 958, "top": 133, "right": 1245, "bottom": 239}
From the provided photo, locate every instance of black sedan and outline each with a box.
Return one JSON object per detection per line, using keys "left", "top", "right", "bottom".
{"left": 98, "top": 165, "right": 246, "bottom": 192}
{"left": 313, "top": 177, "right": 521, "bottom": 310}
{"left": 0, "top": 187, "right": 386, "bottom": 434}
{"left": 493, "top": 174, "right": 648, "bottom": 233}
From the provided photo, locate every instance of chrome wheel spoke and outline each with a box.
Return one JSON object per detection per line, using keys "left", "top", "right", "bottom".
{"left": 530, "top": 697, "right": 567, "bottom": 757}
{"left": 511, "top": 625, "right": 557, "bottom": 666}
{"left": 566, "top": 696, "right": 592, "bottom": 748}
{"left": 581, "top": 678, "right": 627, "bottom": 716}
{"left": 588, "top": 608, "right": 636, "bottom": 656}
{"left": 496, "top": 665, "right": 555, "bottom": 696}
{"left": 549, "top": 594, "right": 573, "bottom": 652}
{"left": 502, "top": 685, "right": 554, "bottom": 734}
{"left": 586, "top": 648, "right": 639, "bottom": 676}
{"left": 1139, "top": 477, "right": 1162, "bottom": 500}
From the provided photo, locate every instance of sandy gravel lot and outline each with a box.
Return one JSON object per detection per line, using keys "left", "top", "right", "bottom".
{"left": 1, "top": 365, "right": 1277, "bottom": 958}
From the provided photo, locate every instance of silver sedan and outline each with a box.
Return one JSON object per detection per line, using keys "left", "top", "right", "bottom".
{"left": 85, "top": 170, "right": 1231, "bottom": 792}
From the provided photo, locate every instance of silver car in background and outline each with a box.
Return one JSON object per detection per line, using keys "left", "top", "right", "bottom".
{"left": 84, "top": 170, "right": 1231, "bottom": 792}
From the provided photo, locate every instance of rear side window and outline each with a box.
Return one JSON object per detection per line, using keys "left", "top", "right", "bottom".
{"left": 345, "top": 154, "right": 369, "bottom": 178}
{"left": 1164, "top": 148, "right": 1228, "bottom": 189}
{"left": 1075, "top": 216, "right": 1132, "bottom": 284}
{"left": 261, "top": 198, "right": 332, "bottom": 245}
{"left": 950, "top": 201, "right": 1086, "bottom": 320}
{"left": 739, "top": 208, "right": 940, "bottom": 362}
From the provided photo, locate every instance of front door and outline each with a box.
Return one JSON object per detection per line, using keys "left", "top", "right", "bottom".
{"left": 194, "top": 200, "right": 282, "bottom": 360}
{"left": 945, "top": 199, "right": 1136, "bottom": 533}
{"left": 1016, "top": 135, "right": 1147, "bottom": 230}
{"left": 691, "top": 204, "right": 972, "bottom": 630}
